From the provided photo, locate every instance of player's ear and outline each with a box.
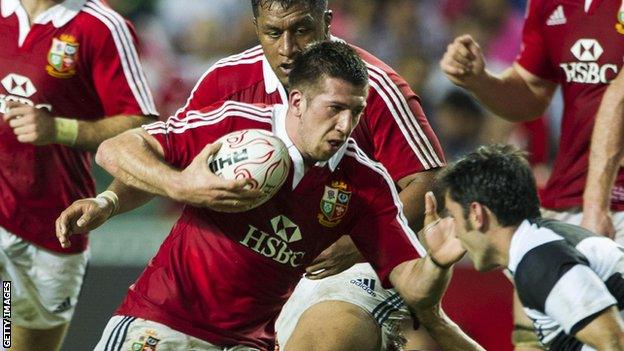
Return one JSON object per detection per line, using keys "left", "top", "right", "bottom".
{"left": 289, "top": 89, "right": 305, "bottom": 118}
{"left": 324, "top": 10, "right": 333, "bottom": 36}
{"left": 470, "top": 202, "right": 487, "bottom": 231}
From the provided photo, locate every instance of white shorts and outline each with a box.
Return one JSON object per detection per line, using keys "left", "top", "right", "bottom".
{"left": 540, "top": 208, "right": 624, "bottom": 245}
{"left": 0, "top": 226, "right": 88, "bottom": 329}
{"left": 275, "top": 263, "right": 410, "bottom": 350}
{"left": 94, "top": 315, "right": 260, "bottom": 351}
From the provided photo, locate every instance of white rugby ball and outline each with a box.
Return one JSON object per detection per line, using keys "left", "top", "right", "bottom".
{"left": 208, "top": 129, "right": 291, "bottom": 210}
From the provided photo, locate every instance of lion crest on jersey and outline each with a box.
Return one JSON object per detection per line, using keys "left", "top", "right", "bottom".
{"left": 46, "top": 34, "right": 79, "bottom": 78}
{"left": 318, "top": 180, "right": 351, "bottom": 227}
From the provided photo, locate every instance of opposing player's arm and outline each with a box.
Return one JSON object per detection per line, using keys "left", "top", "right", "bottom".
{"left": 582, "top": 69, "right": 624, "bottom": 237}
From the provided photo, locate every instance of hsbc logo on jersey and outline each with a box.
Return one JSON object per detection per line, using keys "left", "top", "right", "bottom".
{"left": 0, "top": 74, "right": 51, "bottom": 114}
{"left": 570, "top": 39, "right": 603, "bottom": 61}
{"left": 239, "top": 215, "right": 305, "bottom": 267}
{"left": 559, "top": 39, "right": 618, "bottom": 84}
{"left": 2, "top": 74, "right": 36, "bottom": 98}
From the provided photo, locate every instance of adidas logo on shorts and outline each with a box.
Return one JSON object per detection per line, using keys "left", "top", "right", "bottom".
{"left": 350, "top": 278, "right": 377, "bottom": 297}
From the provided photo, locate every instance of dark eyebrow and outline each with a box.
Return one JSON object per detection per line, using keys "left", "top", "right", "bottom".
{"left": 261, "top": 15, "right": 316, "bottom": 31}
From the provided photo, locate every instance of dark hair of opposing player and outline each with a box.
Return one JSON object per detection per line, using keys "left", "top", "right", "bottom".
{"left": 288, "top": 41, "right": 368, "bottom": 94}
{"left": 434, "top": 144, "right": 541, "bottom": 227}
{"left": 250, "top": 0, "right": 328, "bottom": 18}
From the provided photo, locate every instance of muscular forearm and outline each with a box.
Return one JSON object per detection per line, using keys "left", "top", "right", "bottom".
{"left": 584, "top": 72, "right": 624, "bottom": 213}
{"left": 465, "top": 65, "right": 554, "bottom": 122}
{"left": 416, "top": 306, "right": 486, "bottom": 351}
{"left": 390, "top": 256, "right": 452, "bottom": 310}
{"left": 70, "top": 115, "right": 155, "bottom": 152}
{"left": 95, "top": 129, "right": 181, "bottom": 199}
{"left": 108, "top": 178, "right": 155, "bottom": 216}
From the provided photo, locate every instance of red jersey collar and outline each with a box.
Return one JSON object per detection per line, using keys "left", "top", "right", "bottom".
{"left": 272, "top": 104, "right": 347, "bottom": 188}
{"left": 262, "top": 57, "right": 288, "bottom": 103}
{"left": 2, "top": 0, "right": 86, "bottom": 27}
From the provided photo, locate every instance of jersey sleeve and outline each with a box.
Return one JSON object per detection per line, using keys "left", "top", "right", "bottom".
{"left": 516, "top": 0, "right": 558, "bottom": 81}
{"left": 86, "top": 15, "right": 158, "bottom": 116}
{"left": 362, "top": 68, "right": 445, "bottom": 181}
{"left": 143, "top": 101, "right": 274, "bottom": 169}
{"left": 347, "top": 148, "right": 426, "bottom": 287}
{"left": 514, "top": 241, "right": 617, "bottom": 335}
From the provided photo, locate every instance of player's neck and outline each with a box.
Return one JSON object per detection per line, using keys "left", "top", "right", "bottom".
{"left": 489, "top": 225, "right": 518, "bottom": 268}
{"left": 20, "top": 0, "right": 61, "bottom": 22}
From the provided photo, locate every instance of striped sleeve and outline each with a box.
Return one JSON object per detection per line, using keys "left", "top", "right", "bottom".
{"left": 345, "top": 142, "right": 425, "bottom": 287}
{"left": 173, "top": 46, "right": 265, "bottom": 119}
{"left": 143, "top": 101, "right": 273, "bottom": 168}
{"left": 362, "top": 63, "right": 445, "bottom": 181}
{"left": 515, "top": 241, "right": 617, "bottom": 335}
{"left": 83, "top": 0, "right": 158, "bottom": 116}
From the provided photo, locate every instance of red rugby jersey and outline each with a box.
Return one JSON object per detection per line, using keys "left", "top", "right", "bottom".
{"left": 0, "top": 0, "right": 156, "bottom": 253}
{"left": 517, "top": 0, "right": 624, "bottom": 210}
{"left": 116, "top": 101, "right": 425, "bottom": 350}
{"left": 174, "top": 42, "right": 445, "bottom": 182}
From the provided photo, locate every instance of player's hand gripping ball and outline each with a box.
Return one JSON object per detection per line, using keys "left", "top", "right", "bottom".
{"left": 209, "top": 129, "right": 291, "bottom": 210}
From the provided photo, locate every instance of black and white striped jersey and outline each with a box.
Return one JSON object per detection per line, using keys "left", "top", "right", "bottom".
{"left": 508, "top": 218, "right": 624, "bottom": 350}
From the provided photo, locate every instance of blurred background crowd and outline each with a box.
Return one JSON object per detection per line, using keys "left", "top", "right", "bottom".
{"left": 71, "top": 1, "right": 560, "bottom": 350}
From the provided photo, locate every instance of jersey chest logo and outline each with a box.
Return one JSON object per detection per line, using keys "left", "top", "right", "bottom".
{"left": 239, "top": 215, "right": 305, "bottom": 267}
{"left": 559, "top": 38, "right": 618, "bottom": 84}
{"left": 318, "top": 181, "right": 352, "bottom": 227}
{"left": 46, "top": 34, "right": 79, "bottom": 79}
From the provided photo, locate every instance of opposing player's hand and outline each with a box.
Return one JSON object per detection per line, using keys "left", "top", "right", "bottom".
{"left": 305, "top": 235, "right": 363, "bottom": 280}
{"left": 55, "top": 198, "right": 114, "bottom": 248}
{"left": 420, "top": 192, "right": 465, "bottom": 267}
{"left": 172, "top": 142, "right": 263, "bottom": 212}
{"left": 3, "top": 101, "right": 56, "bottom": 145}
{"left": 440, "top": 34, "right": 486, "bottom": 88}
{"left": 581, "top": 210, "right": 616, "bottom": 239}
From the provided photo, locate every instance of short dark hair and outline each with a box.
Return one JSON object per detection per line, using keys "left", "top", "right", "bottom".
{"left": 251, "top": 0, "right": 328, "bottom": 18}
{"left": 289, "top": 41, "right": 368, "bottom": 93}
{"left": 435, "top": 144, "right": 541, "bottom": 226}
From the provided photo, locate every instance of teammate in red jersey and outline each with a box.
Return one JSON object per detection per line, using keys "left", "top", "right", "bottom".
{"left": 440, "top": 0, "right": 624, "bottom": 349}
{"left": 58, "top": 41, "right": 473, "bottom": 351}
{"left": 0, "top": 1, "right": 156, "bottom": 350}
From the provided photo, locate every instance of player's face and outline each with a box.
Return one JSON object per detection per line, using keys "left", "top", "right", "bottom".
{"left": 292, "top": 78, "right": 367, "bottom": 164}
{"left": 444, "top": 193, "right": 499, "bottom": 271}
{"left": 254, "top": 2, "right": 331, "bottom": 88}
